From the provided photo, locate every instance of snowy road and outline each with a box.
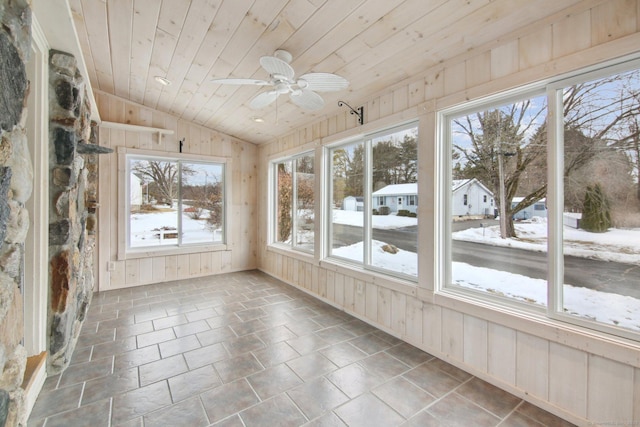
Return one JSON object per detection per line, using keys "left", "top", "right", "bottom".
{"left": 332, "top": 223, "right": 640, "bottom": 298}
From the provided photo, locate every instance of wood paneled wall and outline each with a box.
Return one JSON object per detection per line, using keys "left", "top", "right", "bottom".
{"left": 95, "top": 91, "right": 257, "bottom": 291}
{"left": 256, "top": 1, "right": 640, "bottom": 425}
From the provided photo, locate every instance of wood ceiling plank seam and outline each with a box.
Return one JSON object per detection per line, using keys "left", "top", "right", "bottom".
{"left": 181, "top": 0, "right": 305, "bottom": 124}
{"left": 80, "top": 0, "right": 115, "bottom": 93}
{"left": 289, "top": 0, "right": 406, "bottom": 75}
{"left": 368, "top": 0, "right": 592, "bottom": 89}
{"left": 69, "top": 0, "right": 100, "bottom": 89}
{"left": 155, "top": 0, "right": 224, "bottom": 114}
{"left": 292, "top": 0, "right": 592, "bottom": 132}
{"left": 106, "top": 0, "right": 134, "bottom": 98}
{"left": 335, "top": 0, "right": 493, "bottom": 79}
{"left": 168, "top": 0, "right": 256, "bottom": 118}
{"left": 369, "top": 0, "right": 589, "bottom": 90}
{"left": 277, "top": 0, "right": 367, "bottom": 68}
{"left": 129, "top": 0, "right": 162, "bottom": 105}
{"left": 157, "top": 0, "right": 191, "bottom": 38}
{"left": 359, "top": 0, "right": 448, "bottom": 49}
{"left": 191, "top": 5, "right": 307, "bottom": 124}
{"left": 143, "top": 28, "right": 179, "bottom": 109}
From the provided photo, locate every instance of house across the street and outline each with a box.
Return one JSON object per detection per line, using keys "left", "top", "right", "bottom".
{"left": 452, "top": 178, "right": 494, "bottom": 217}
{"left": 511, "top": 197, "right": 548, "bottom": 220}
{"left": 372, "top": 183, "right": 418, "bottom": 214}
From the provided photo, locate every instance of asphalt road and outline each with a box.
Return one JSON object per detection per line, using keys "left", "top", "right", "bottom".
{"left": 332, "top": 222, "right": 640, "bottom": 298}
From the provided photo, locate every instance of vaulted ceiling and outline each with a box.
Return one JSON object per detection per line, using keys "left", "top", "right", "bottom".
{"left": 69, "top": 0, "right": 584, "bottom": 144}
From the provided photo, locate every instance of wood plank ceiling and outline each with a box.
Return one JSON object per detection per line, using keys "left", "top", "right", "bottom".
{"left": 69, "top": 0, "right": 584, "bottom": 145}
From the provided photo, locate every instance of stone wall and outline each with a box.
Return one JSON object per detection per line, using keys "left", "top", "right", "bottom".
{"left": 47, "top": 50, "right": 100, "bottom": 373}
{"left": 0, "top": 1, "right": 32, "bottom": 425}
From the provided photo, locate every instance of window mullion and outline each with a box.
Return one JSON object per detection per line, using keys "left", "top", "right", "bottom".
{"left": 547, "top": 86, "right": 564, "bottom": 316}
{"left": 177, "top": 161, "right": 183, "bottom": 246}
{"left": 364, "top": 139, "right": 372, "bottom": 267}
{"left": 291, "top": 159, "right": 298, "bottom": 248}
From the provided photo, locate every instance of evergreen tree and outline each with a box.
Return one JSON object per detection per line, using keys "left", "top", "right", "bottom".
{"left": 581, "top": 183, "right": 611, "bottom": 232}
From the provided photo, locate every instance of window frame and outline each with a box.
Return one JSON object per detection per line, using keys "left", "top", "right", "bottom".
{"left": 269, "top": 151, "right": 316, "bottom": 254}
{"left": 117, "top": 147, "right": 230, "bottom": 260}
{"left": 438, "top": 56, "right": 640, "bottom": 342}
{"left": 325, "top": 121, "right": 419, "bottom": 282}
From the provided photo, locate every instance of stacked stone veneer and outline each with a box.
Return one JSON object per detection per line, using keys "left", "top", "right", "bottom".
{"left": 48, "top": 49, "right": 100, "bottom": 374}
{"left": 0, "top": 1, "right": 32, "bottom": 425}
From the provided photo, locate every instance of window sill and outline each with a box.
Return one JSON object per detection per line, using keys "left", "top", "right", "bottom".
{"left": 119, "top": 243, "right": 228, "bottom": 260}
{"left": 266, "top": 244, "right": 316, "bottom": 264}
{"left": 434, "top": 288, "right": 640, "bottom": 369}
{"left": 320, "top": 258, "right": 418, "bottom": 297}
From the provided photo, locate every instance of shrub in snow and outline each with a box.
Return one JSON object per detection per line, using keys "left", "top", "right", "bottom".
{"left": 581, "top": 183, "right": 611, "bottom": 233}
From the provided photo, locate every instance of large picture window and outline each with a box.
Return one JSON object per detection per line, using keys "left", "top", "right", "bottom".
{"left": 443, "top": 59, "right": 640, "bottom": 339}
{"left": 329, "top": 123, "right": 418, "bottom": 278}
{"left": 127, "top": 155, "right": 225, "bottom": 250}
{"left": 273, "top": 152, "right": 315, "bottom": 252}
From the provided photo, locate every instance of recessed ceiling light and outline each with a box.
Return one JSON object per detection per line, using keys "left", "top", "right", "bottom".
{"left": 251, "top": 117, "right": 265, "bottom": 123}
{"left": 154, "top": 76, "right": 171, "bottom": 86}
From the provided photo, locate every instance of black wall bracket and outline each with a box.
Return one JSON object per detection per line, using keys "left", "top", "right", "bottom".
{"left": 179, "top": 138, "right": 185, "bottom": 153}
{"left": 338, "top": 101, "right": 364, "bottom": 125}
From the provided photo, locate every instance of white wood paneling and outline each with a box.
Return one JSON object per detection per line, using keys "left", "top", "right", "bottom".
{"left": 255, "top": 2, "right": 640, "bottom": 425}
{"left": 96, "top": 91, "right": 257, "bottom": 290}
{"left": 587, "top": 355, "right": 635, "bottom": 423}
{"left": 549, "top": 343, "right": 587, "bottom": 418}
{"left": 516, "top": 332, "right": 549, "bottom": 400}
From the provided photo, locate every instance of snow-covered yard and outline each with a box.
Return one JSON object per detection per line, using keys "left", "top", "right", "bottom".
{"left": 332, "top": 210, "right": 640, "bottom": 331}
{"left": 130, "top": 209, "right": 221, "bottom": 246}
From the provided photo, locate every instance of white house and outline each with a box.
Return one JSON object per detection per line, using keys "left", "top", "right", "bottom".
{"left": 511, "top": 197, "right": 547, "bottom": 220}
{"left": 452, "top": 178, "right": 494, "bottom": 217}
{"left": 342, "top": 196, "right": 364, "bottom": 211}
{"left": 130, "top": 173, "right": 143, "bottom": 210}
{"left": 372, "top": 183, "right": 418, "bottom": 214}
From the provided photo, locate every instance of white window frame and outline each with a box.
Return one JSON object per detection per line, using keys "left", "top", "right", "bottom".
{"left": 117, "top": 148, "right": 229, "bottom": 260}
{"left": 270, "top": 151, "right": 316, "bottom": 253}
{"left": 438, "top": 56, "right": 640, "bottom": 342}
{"left": 325, "top": 121, "right": 419, "bottom": 281}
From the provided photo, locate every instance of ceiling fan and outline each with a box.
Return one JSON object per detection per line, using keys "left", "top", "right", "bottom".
{"left": 210, "top": 50, "right": 349, "bottom": 111}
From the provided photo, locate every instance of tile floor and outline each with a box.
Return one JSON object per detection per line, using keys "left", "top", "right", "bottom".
{"left": 29, "top": 270, "right": 576, "bottom": 427}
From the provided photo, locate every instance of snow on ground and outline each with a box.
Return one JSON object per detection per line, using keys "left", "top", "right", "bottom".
{"left": 130, "top": 209, "right": 221, "bottom": 246}
{"left": 331, "top": 213, "right": 640, "bottom": 331}
{"left": 455, "top": 262, "right": 640, "bottom": 331}
{"left": 453, "top": 217, "right": 640, "bottom": 265}
{"left": 333, "top": 240, "right": 418, "bottom": 276}
{"left": 333, "top": 209, "right": 417, "bottom": 229}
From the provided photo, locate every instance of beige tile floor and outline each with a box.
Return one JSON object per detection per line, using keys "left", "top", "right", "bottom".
{"left": 28, "top": 270, "right": 576, "bottom": 426}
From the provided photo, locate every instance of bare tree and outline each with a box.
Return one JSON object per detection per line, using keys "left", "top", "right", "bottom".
{"left": 453, "top": 68, "right": 640, "bottom": 237}
{"left": 131, "top": 161, "right": 195, "bottom": 207}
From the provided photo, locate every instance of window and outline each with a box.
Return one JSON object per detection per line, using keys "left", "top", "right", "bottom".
{"left": 463, "top": 194, "right": 468, "bottom": 206}
{"left": 483, "top": 195, "right": 487, "bottom": 203}
{"left": 554, "top": 63, "right": 640, "bottom": 337}
{"left": 127, "top": 155, "right": 225, "bottom": 250}
{"left": 329, "top": 123, "right": 418, "bottom": 278}
{"left": 272, "top": 152, "right": 315, "bottom": 252}
{"left": 443, "top": 59, "right": 640, "bottom": 339}
{"left": 408, "top": 195, "right": 417, "bottom": 206}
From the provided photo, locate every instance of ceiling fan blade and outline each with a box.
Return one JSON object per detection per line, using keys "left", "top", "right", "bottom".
{"left": 210, "top": 78, "right": 270, "bottom": 86}
{"left": 290, "top": 89, "right": 325, "bottom": 110}
{"left": 260, "top": 55, "right": 295, "bottom": 80}
{"left": 298, "top": 73, "right": 349, "bottom": 92}
{"left": 250, "top": 91, "right": 280, "bottom": 109}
